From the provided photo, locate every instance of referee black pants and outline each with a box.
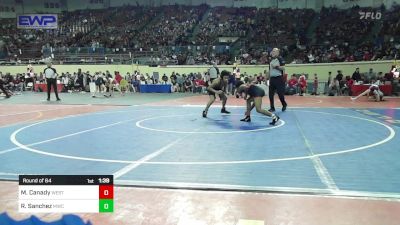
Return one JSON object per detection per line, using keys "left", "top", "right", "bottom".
{"left": 46, "top": 78, "right": 60, "bottom": 100}
{"left": 269, "top": 76, "right": 287, "bottom": 109}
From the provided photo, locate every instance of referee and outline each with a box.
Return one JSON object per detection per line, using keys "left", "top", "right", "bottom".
{"left": 208, "top": 62, "right": 219, "bottom": 83}
{"left": 44, "top": 62, "right": 61, "bottom": 101}
{"left": 268, "top": 48, "right": 287, "bottom": 112}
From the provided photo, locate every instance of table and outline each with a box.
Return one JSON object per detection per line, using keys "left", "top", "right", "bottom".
{"left": 34, "top": 83, "right": 63, "bottom": 93}
{"left": 140, "top": 84, "right": 171, "bottom": 93}
{"left": 351, "top": 85, "right": 392, "bottom": 96}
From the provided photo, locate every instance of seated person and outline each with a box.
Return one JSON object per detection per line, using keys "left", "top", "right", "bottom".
{"left": 286, "top": 74, "right": 298, "bottom": 95}
{"left": 184, "top": 78, "right": 193, "bottom": 93}
{"left": 342, "top": 76, "right": 354, "bottom": 96}
{"left": 298, "top": 74, "right": 307, "bottom": 96}
{"left": 328, "top": 78, "right": 340, "bottom": 96}
{"left": 194, "top": 78, "right": 206, "bottom": 93}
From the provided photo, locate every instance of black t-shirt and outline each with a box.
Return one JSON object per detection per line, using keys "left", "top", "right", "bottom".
{"left": 352, "top": 72, "right": 361, "bottom": 81}
{"left": 336, "top": 73, "right": 343, "bottom": 82}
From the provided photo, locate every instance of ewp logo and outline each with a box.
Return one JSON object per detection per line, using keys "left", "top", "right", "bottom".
{"left": 17, "top": 14, "right": 58, "bottom": 29}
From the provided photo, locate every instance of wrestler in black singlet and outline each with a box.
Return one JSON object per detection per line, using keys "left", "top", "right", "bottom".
{"left": 247, "top": 85, "right": 265, "bottom": 98}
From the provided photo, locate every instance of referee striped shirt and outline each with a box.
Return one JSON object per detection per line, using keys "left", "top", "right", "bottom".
{"left": 44, "top": 67, "right": 57, "bottom": 79}
{"left": 269, "top": 58, "right": 283, "bottom": 77}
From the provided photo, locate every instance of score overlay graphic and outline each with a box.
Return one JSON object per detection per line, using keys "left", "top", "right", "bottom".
{"left": 18, "top": 175, "right": 114, "bottom": 213}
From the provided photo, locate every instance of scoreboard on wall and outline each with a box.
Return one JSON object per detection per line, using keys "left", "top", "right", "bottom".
{"left": 19, "top": 175, "right": 113, "bottom": 213}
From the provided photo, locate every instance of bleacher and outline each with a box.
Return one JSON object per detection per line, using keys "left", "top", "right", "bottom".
{"left": 0, "top": 4, "right": 399, "bottom": 65}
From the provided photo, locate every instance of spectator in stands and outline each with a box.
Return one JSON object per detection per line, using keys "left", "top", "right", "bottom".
{"left": 2, "top": 5, "right": 399, "bottom": 66}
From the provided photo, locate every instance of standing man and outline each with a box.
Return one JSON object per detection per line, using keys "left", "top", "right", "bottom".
{"left": 336, "top": 70, "right": 344, "bottom": 95}
{"left": 208, "top": 62, "right": 219, "bottom": 84}
{"left": 268, "top": 48, "right": 287, "bottom": 112}
{"left": 44, "top": 62, "right": 61, "bottom": 101}
{"left": 325, "top": 71, "right": 332, "bottom": 94}
{"left": 209, "top": 61, "right": 221, "bottom": 99}
{"left": 352, "top": 68, "right": 361, "bottom": 82}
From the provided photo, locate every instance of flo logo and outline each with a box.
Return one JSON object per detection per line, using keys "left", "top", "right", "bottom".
{"left": 359, "top": 11, "right": 382, "bottom": 20}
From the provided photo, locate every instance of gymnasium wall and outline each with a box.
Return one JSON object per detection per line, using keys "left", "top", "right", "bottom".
{"left": 0, "top": 60, "right": 395, "bottom": 82}
{"left": 20, "top": 0, "right": 63, "bottom": 13}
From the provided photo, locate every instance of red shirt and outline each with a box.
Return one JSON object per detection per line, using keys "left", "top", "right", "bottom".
{"left": 299, "top": 77, "right": 307, "bottom": 88}
{"left": 115, "top": 74, "right": 122, "bottom": 84}
{"left": 288, "top": 78, "right": 297, "bottom": 88}
{"left": 363, "top": 52, "right": 371, "bottom": 61}
{"left": 346, "top": 79, "right": 354, "bottom": 88}
{"left": 195, "top": 79, "right": 206, "bottom": 86}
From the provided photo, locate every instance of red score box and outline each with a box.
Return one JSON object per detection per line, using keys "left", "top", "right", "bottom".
{"left": 99, "top": 185, "right": 114, "bottom": 199}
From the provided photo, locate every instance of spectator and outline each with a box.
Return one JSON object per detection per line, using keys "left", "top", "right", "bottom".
{"left": 342, "top": 76, "right": 354, "bottom": 96}
{"left": 352, "top": 68, "right": 362, "bottom": 82}
{"left": 298, "top": 74, "right": 307, "bottom": 96}
{"left": 311, "top": 73, "right": 318, "bottom": 95}
{"left": 366, "top": 68, "right": 376, "bottom": 83}
{"left": 161, "top": 74, "right": 168, "bottom": 84}
{"left": 286, "top": 74, "right": 298, "bottom": 95}
{"left": 336, "top": 70, "right": 344, "bottom": 94}
{"left": 328, "top": 77, "right": 340, "bottom": 96}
